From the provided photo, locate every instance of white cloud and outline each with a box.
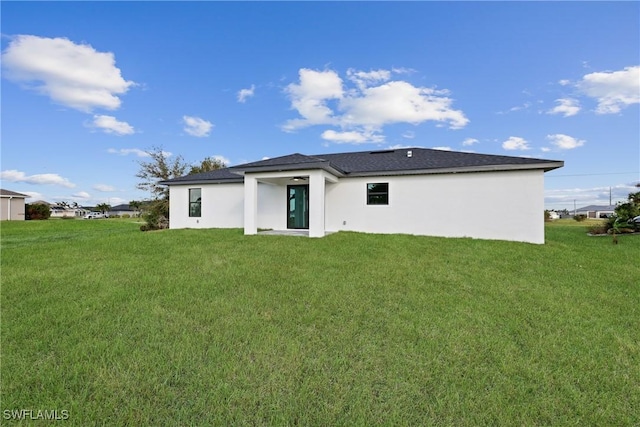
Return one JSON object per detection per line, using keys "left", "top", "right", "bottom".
{"left": 107, "top": 148, "right": 172, "bottom": 158}
{"left": 282, "top": 69, "right": 344, "bottom": 131}
{"left": 0, "top": 169, "right": 75, "bottom": 188}
{"left": 347, "top": 68, "right": 391, "bottom": 90}
{"left": 93, "top": 184, "right": 115, "bottom": 192}
{"left": 237, "top": 85, "right": 255, "bottom": 103}
{"left": 321, "top": 129, "right": 384, "bottom": 144}
{"left": 546, "top": 134, "right": 585, "bottom": 150}
{"left": 340, "top": 80, "right": 468, "bottom": 129}
{"left": 282, "top": 68, "right": 468, "bottom": 142}
{"left": 387, "top": 144, "right": 424, "bottom": 150}
{"left": 1, "top": 35, "right": 134, "bottom": 112}
{"left": 541, "top": 147, "right": 551, "bottom": 152}
{"left": 547, "top": 98, "right": 581, "bottom": 117}
{"left": 391, "top": 67, "right": 416, "bottom": 75}
{"left": 108, "top": 148, "right": 147, "bottom": 157}
{"left": 558, "top": 79, "right": 571, "bottom": 86}
{"left": 72, "top": 191, "right": 91, "bottom": 199}
{"left": 107, "top": 197, "right": 127, "bottom": 205}
{"left": 90, "top": 115, "right": 135, "bottom": 135}
{"left": 502, "top": 136, "right": 530, "bottom": 151}
{"left": 183, "top": 115, "right": 213, "bottom": 137}
{"left": 212, "top": 155, "right": 230, "bottom": 165}
{"left": 20, "top": 191, "right": 44, "bottom": 200}
{"left": 578, "top": 66, "right": 640, "bottom": 114}
{"left": 402, "top": 130, "right": 416, "bottom": 139}
{"left": 462, "top": 138, "right": 478, "bottom": 146}
{"left": 432, "top": 146, "right": 451, "bottom": 151}
{"left": 509, "top": 102, "right": 531, "bottom": 112}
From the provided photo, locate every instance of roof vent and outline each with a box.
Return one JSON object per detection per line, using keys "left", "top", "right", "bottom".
{"left": 407, "top": 150, "right": 413, "bottom": 158}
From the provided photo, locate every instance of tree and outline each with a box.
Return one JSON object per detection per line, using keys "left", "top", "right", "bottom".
{"left": 136, "top": 146, "right": 188, "bottom": 201}
{"left": 188, "top": 156, "right": 227, "bottom": 175}
{"left": 129, "top": 200, "right": 142, "bottom": 216}
{"left": 614, "top": 191, "right": 640, "bottom": 221}
{"left": 95, "top": 203, "right": 111, "bottom": 214}
{"left": 25, "top": 203, "right": 51, "bottom": 220}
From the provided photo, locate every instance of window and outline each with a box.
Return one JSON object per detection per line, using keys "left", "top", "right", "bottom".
{"left": 189, "top": 188, "right": 201, "bottom": 217}
{"left": 367, "top": 183, "right": 389, "bottom": 205}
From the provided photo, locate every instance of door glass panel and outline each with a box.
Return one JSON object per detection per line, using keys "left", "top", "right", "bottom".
{"left": 287, "top": 185, "right": 309, "bottom": 229}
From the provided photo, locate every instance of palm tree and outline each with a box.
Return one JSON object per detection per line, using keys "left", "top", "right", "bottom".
{"left": 129, "top": 200, "right": 142, "bottom": 217}
{"left": 95, "top": 203, "right": 111, "bottom": 215}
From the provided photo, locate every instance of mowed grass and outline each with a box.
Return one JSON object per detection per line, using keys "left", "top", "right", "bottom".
{"left": 1, "top": 219, "right": 638, "bottom": 425}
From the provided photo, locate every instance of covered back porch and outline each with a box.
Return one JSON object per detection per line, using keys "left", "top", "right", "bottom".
{"left": 242, "top": 169, "right": 339, "bottom": 238}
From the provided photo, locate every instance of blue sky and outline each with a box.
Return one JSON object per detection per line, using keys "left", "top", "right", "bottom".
{"left": 2, "top": 1, "right": 638, "bottom": 210}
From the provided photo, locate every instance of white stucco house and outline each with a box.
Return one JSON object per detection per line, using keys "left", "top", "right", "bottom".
{"left": 1, "top": 189, "right": 29, "bottom": 221}
{"left": 161, "top": 148, "right": 563, "bottom": 244}
{"left": 575, "top": 205, "right": 616, "bottom": 219}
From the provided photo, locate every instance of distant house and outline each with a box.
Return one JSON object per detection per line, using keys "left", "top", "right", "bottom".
{"left": 50, "top": 204, "right": 89, "bottom": 218}
{"left": 161, "top": 147, "right": 563, "bottom": 244}
{"left": 1, "top": 189, "right": 29, "bottom": 221}
{"left": 575, "top": 205, "right": 616, "bottom": 219}
{"left": 108, "top": 204, "right": 139, "bottom": 217}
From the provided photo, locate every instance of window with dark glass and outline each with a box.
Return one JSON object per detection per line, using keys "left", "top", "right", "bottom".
{"left": 367, "top": 183, "right": 389, "bottom": 205}
{"left": 189, "top": 188, "right": 201, "bottom": 217}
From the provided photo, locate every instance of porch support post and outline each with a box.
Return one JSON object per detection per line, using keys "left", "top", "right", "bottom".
{"left": 309, "top": 171, "right": 325, "bottom": 238}
{"left": 244, "top": 175, "right": 258, "bottom": 235}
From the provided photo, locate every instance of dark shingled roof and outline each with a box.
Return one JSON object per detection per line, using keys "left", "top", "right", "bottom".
{"left": 160, "top": 168, "right": 244, "bottom": 185}
{"left": 317, "top": 148, "right": 561, "bottom": 175}
{"left": 162, "top": 148, "right": 563, "bottom": 184}
{"left": 1, "top": 189, "right": 29, "bottom": 197}
{"left": 238, "top": 153, "right": 329, "bottom": 168}
{"left": 576, "top": 205, "right": 616, "bottom": 211}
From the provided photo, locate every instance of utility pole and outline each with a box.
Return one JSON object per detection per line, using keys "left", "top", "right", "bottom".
{"left": 609, "top": 187, "right": 612, "bottom": 206}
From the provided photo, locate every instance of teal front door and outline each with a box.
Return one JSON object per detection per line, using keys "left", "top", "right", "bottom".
{"left": 287, "top": 185, "right": 309, "bottom": 229}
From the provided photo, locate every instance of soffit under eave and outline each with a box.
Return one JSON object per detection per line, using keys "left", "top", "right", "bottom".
{"left": 344, "top": 162, "right": 565, "bottom": 177}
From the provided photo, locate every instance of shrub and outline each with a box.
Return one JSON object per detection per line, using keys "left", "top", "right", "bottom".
{"left": 614, "top": 194, "right": 640, "bottom": 222}
{"left": 25, "top": 203, "right": 51, "bottom": 220}
{"left": 122, "top": 214, "right": 131, "bottom": 218}
{"left": 140, "top": 200, "right": 169, "bottom": 231}
{"left": 573, "top": 214, "right": 587, "bottom": 222}
{"left": 587, "top": 223, "right": 608, "bottom": 235}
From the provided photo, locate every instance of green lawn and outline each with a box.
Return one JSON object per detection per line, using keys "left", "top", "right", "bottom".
{"left": 1, "top": 219, "right": 638, "bottom": 425}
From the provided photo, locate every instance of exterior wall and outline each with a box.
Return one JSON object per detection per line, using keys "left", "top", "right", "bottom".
{"left": 169, "top": 183, "right": 245, "bottom": 229}
{"left": 168, "top": 169, "right": 547, "bottom": 243}
{"left": 1, "top": 197, "right": 26, "bottom": 221}
{"left": 168, "top": 182, "right": 285, "bottom": 230}
{"left": 325, "top": 170, "right": 545, "bottom": 244}
{"left": 256, "top": 184, "right": 286, "bottom": 230}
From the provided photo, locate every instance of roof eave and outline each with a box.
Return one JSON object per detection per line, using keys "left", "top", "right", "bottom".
{"left": 160, "top": 178, "right": 244, "bottom": 185}
{"left": 231, "top": 162, "right": 345, "bottom": 177}
{"left": 347, "top": 161, "right": 565, "bottom": 177}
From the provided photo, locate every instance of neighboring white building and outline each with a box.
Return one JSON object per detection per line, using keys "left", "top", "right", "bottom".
{"left": 1, "top": 189, "right": 29, "bottom": 221}
{"left": 575, "top": 205, "right": 617, "bottom": 219}
{"left": 161, "top": 148, "right": 563, "bottom": 244}
{"left": 50, "top": 205, "right": 89, "bottom": 218}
